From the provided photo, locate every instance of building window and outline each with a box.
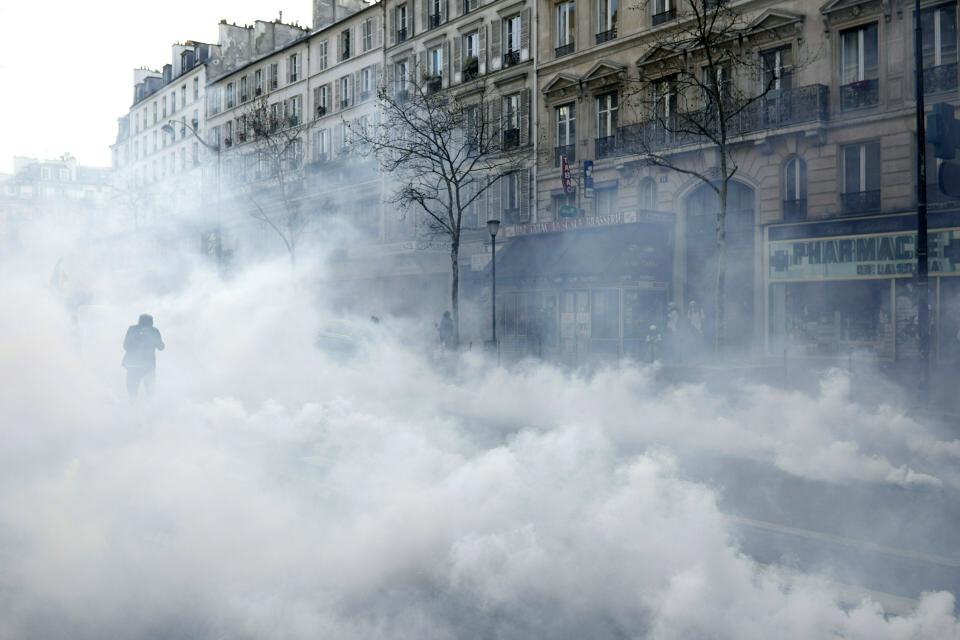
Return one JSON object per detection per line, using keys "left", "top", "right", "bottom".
{"left": 841, "top": 141, "right": 881, "bottom": 214}
{"left": 193, "top": 77, "right": 199, "bottom": 99}
{"left": 464, "top": 31, "right": 479, "bottom": 72}
{"left": 430, "top": 46, "right": 443, "bottom": 77}
{"left": 396, "top": 4, "right": 409, "bottom": 41}
{"left": 288, "top": 53, "right": 300, "bottom": 83}
{"left": 162, "top": 96, "right": 168, "bottom": 118}
{"left": 286, "top": 95, "right": 302, "bottom": 126}
{"left": 362, "top": 18, "right": 374, "bottom": 51}
{"left": 597, "top": 0, "right": 618, "bottom": 43}
{"left": 555, "top": 102, "right": 576, "bottom": 166}
{"left": 503, "top": 93, "right": 520, "bottom": 148}
{"left": 315, "top": 85, "right": 329, "bottom": 117}
{"left": 225, "top": 83, "right": 235, "bottom": 109}
{"left": 341, "top": 29, "right": 351, "bottom": 60}
{"left": 339, "top": 76, "right": 351, "bottom": 109}
{"left": 269, "top": 63, "right": 279, "bottom": 90}
{"left": 556, "top": 2, "right": 575, "bottom": 57}
{"left": 652, "top": 0, "right": 674, "bottom": 25}
{"left": 318, "top": 41, "right": 328, "bottom": 71}
{"left": 181, "top": 85, "right": 187, "bottom": 108}
{"left": 761, "top": 45, "right": 794, "bottom": 91}
{"left": 361, "top": 67, "right": 373, "bottom": 100}
{"left": 153, "top": 101, "right": 158, "bottom": 124}
{"left": 594, "top": 185, "right": 617, "bottom": 216}
{"left": 783, "top": 156, "right": 807, "bottom": 220}
{"left": 596, "top": 92, "right": 618, "bottom": 158}
{"left": 430, "top": 0, "right": 444, "bottom": 28}
{"left": 395, "top": 60, "right": 410, "bottom": 94}
{"left": 254, "top": 69, "right": 263, "bottom": 96}
{"left": 839, "top": 23, "right": 879, "bottom": 110}
{"left": 504, "top": 14, "right": 521, "bottom": 55}
{"left": 314, "top": 128, "right": 329, "bottom": 161}
{"left": 921, "top": 4, "right": 959, "bottom": 94}
{"left": 639, "top": 178, "right": 657, "bottom": 210}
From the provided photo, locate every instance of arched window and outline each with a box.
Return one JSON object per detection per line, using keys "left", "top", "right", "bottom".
{"left": 783, "top": 156, "right": 807, "bottom": 220}
{"left": 639, "top": 178, "right": 657, "bottom": 210}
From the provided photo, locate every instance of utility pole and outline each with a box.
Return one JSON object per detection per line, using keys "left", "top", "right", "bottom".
{"left": 913, "top": 0, "right": 930, "bottom": 399}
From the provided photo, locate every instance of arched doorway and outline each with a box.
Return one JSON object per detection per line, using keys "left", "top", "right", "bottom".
{"left": 684, "top": 181, "right": 755, "bottom": 350}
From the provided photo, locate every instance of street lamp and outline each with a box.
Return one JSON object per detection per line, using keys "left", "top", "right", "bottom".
{"left": 487, "top": 218, "right": 501, "bottom": 348}
{"left": 161, "top": 119, "right": 224, "bottom": 271}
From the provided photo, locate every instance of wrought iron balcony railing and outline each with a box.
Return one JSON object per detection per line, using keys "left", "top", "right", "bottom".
{"left": 839, "top": 78, "right": 879, "bottom": 111}
{"left": 596, "top": 28, "right": 617, "bottom": 45}
{"left": 503, "top": 50, "right": 520, "bottom": 68}
{"left": 555, "top": 43, "right": 574, "bottom": 58}
{"left": 840, "top": 190, "right": 881, "bottom": 215}
{"left": 923, "top": 62, "right": 959, "bottom": 95}
{"left": 429, "top": 13, "right": 442, "bottom": 28}
{"left": 503, "top": 128, "right": 520, "bottom": 149}
{"left": 396, "top": 28, "right": 408, "bottom": 43}
{"left": 652, "top": 8, "right": 676, "bottom": 25}
{"left": 595, "top": 135, "right": 620, "bottom": 159}
{"left": 554, "top": 144, "right": 576, "bottom": 167}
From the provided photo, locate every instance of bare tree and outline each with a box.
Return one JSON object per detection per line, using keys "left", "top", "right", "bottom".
{"left": 624, "top": 0, "right": 810, "bottom": 351}
{"left": 348, "top": 70, "right": 529, "bottom": 346}
{"left": 239, "top": 95, "right": 316, "bottom": 267}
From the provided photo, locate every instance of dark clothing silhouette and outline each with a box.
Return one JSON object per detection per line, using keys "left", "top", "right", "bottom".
{"left": 123, "top": 315, "right": 164, "bottom": 398}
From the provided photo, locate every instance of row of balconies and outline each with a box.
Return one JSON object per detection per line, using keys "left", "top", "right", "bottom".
{"left": 554, "top": 84, "right": 830, "bottom": 167}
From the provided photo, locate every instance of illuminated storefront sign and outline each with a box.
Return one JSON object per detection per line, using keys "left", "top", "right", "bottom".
{"left": 768, "top": 229, "right": 960, "bottom": 280}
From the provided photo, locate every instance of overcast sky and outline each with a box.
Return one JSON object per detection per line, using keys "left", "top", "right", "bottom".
{"left": 0, "top": 1, "right": 313, "bottom": 173}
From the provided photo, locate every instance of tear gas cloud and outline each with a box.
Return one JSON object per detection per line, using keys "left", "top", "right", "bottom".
{"left": 1, "top": 217, "right": 959, "bottom": 639}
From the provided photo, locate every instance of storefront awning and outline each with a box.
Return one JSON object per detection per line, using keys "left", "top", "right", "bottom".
{"left": 492, "top": 223, "right": 671, "bottom": 284}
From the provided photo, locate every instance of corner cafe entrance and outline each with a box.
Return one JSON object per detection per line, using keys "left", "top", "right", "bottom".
{"left": 765, "top": 214, "right": 960, "bottom": 361}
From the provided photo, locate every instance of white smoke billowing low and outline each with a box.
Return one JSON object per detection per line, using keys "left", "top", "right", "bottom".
{"left": 1, "top": 219, "right": 959, "bottom": 639}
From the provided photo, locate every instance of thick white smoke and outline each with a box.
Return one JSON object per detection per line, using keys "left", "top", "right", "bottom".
{"left": 0, "top": 219, "right": 958, "bottom": 639}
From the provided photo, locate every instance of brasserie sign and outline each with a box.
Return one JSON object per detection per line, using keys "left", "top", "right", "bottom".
{"left": 768, "top": 229, "right": 960, "bottom": 280}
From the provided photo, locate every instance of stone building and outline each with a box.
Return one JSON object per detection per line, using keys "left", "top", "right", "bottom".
{"left": 505, "top": 0, "right": 960, "bottom": 364}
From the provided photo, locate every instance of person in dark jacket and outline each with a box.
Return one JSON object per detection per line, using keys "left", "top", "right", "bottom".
{"left": 122, "top": 314, "right": 165, "bottom": 399}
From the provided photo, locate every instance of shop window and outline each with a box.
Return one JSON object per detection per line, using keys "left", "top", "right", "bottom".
{"left": 839, "top": 23, "right": 879, "bottom": 110}
{"left": 769, "top": 281, "right": 893, "bottom": 358}
{"left": 921, "top": 4, "right": 958, "bottom": 94}
{"left": 591, "top": 290, "right": 621, "bottom": 340}
{"left": 841, "top": 141, "right": 881, "bottom": 214}
{"left": 783, "top": 156, "right": 807, "bottom": 220}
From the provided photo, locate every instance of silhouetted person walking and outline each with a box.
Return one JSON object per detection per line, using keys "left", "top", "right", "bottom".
{"left": 123, "top": 314, "right": 165, "bottom": 399}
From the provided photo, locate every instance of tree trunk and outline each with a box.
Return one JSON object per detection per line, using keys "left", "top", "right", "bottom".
{"left": 715, "top": 177, "right": 728, "bottom": 355}
{"left": 450, "top": 238, "right": 460, "bottom": 348}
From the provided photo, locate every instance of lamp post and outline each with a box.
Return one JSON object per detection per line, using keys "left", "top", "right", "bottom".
{"left": 487, "top": 218, "right": 501, "bottom": 349}
{"left": 912, "top": 0, "right": 931, "bottom": 399}
{"left": 161, "top": 119, "right": 223, "bottom": 270}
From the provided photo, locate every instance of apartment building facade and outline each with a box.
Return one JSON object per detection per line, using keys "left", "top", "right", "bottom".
{"left": 483, "top": 0, "right": 960, "bottom": 364}
{"left": 111, "top": 42, "right": 218, "bottom": 231}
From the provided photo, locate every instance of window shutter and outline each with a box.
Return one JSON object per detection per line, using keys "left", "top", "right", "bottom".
{"left": 375, "top": 63, "right": 383, "bottom": 91}
{"left": 334, "top": 122, "right": 342, "bottom": 154}
{"left": 333, "top": 79, "right": 339, "bottom": 111}
{"left": 375, "top": 16, "right": 383, "bottom": 48}
{"left": 488, "top": 98, "right": 502, "bottom": 151}
{"left": 388, "top": 10, "right": 396, "bottom": 46}
{"left": 519, "top": 169, "right": 531, "bottom": 222}
{"left": 353, "top": 71, "right": 360, "bottom": 104}
{"left": 479, "top": 25, "right": 487, "bottom": 74}
{"left": 487, "top": 174, "right": 501, "bottom": 219}
{"left": 521, "top": 9, "right": 531, "bottom": 61}
{"left": 443, "top": 40, "right": 451, "bottom": 86}
{"left": 386, "top": 62, "right": 395, "bottom": 91}
{"left": 454, "top": 34, "right": 462, "bottom": 81}
{"left": 337, "top": 33, "right": 342, "bottom": 62}
{"left": 421, "top": 0, "right": 428, "bottom": 33}
{"left": 417, "top": 51, "right": 426, "bottom": 82}
{"left": 520, "top": 88, "right": 531, "bottom": 146}
{"left": 490, "top": 19, "right": 502, "bottom": 70}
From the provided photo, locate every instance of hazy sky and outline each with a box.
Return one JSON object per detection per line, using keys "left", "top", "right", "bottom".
{"left": 0, "top": 1, "right": 313, "bottom": 173}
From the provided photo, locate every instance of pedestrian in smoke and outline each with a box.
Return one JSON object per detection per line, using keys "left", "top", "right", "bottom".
{"left": 437, "top": 311, "right": 454, "bottom": 350}
{"left": 687, "top": 300, "right": 705, "bottom": 336}
{"left": 122, "top": 314, "right": 165, "bottom": 399}
{"left": 645, "top": 324, "right": 662, "bottom": 363}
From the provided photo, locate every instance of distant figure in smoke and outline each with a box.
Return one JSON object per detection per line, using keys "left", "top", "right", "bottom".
{"left": 645, "top": 324, "right": 662, "bottom": 363}
{"left": 437, "top": 311, "right": 454, "bottom": 350}
{"left": 122, "top": 314, "right": 165, "bottom": 399}
{"left": 687, "top": 300, "right": 705, "bottom": 336}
